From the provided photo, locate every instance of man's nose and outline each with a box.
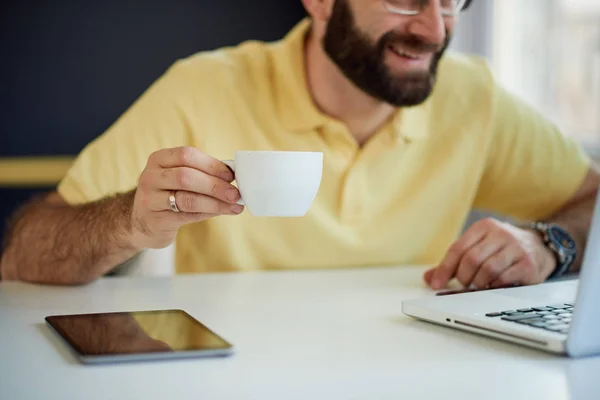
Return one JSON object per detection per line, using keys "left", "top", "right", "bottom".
{"left": 406, "top": 0, "right": 447, "bottom": 45}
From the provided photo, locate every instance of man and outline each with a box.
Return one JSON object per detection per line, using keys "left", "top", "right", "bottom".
{"left": 1, "top": 0, "right": 598, "bottom": 289}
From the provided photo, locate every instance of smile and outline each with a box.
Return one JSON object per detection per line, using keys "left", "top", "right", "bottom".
{"left": 387, "top": 44, "right": 425, "bottom": 60}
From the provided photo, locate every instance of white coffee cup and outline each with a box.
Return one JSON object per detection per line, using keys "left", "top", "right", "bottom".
{"left": 222, "top": 151, "right": 323, "bottom": 217}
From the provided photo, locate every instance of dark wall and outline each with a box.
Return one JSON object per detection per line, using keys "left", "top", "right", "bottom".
{"left": 0, "top": 1, "right": 306, "bottom": 246}
{"left": 1, "top": 0, "right": 306, "bottom": 156}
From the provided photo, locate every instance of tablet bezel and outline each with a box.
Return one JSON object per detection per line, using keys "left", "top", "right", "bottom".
{"left": 45, "top": 309, "right": 235, "bottom": 364}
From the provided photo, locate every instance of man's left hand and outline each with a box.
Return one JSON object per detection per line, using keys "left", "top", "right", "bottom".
{"left": 424, "top": 218, "right": 557, "bottom": 290}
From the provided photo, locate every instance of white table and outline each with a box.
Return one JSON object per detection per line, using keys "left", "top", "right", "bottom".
{"left": 1, "top": 266, "right": 598, "bottom": 400}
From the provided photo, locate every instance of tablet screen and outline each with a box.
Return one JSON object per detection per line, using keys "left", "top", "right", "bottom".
{"left": 46, "top": 309, "right": 232, "bottom": 356}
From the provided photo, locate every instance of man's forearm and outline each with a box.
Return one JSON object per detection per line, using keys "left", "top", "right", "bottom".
{"left": 0, "top": 191, "right": 141, "bottom": 285}
{"left": 547, "top": 194, "right": 597, "bottom": 273}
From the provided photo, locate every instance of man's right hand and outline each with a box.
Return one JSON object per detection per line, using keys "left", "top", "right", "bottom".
{"left": 130, "top": 146, "right": 243, "bottom": 249}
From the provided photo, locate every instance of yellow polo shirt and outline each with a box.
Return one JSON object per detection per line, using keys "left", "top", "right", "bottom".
{"left": 57, "top": 19, "right": 590, "bottom": 273}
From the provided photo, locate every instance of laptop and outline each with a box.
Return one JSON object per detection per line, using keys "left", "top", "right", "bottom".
{"left": 402, "top": 190, "right": 600, "bottom": 357}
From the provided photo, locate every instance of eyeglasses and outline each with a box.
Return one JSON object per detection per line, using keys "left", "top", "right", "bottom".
{"left": 383, "top": 0, "right": 468, "bottom": 17}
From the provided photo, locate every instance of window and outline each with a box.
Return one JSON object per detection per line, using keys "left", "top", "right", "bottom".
{"left": 492, "top": 0, "right": 600, "bottom": 150}
{"left": 452, "top": 0, "right": 600, "bottom": 224}
{"left": 452, "top": 0, "right": 600, "bottom": 150}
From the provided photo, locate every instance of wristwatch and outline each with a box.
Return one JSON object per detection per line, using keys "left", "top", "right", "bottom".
{"left": 528, "top": 222, "right": 577, "bottom": 280}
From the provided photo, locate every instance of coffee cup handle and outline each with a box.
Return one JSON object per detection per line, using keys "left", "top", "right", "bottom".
{"left": 222, "top": 160, "right": 245, "bottom": 206}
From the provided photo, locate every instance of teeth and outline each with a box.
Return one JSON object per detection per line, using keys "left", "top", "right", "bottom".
{"left": 390, "top": 45, "right": 420, "bottom": 59}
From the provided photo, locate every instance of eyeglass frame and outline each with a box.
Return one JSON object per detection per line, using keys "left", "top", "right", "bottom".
{"left": 383, "top": 0, "right": 469, "bottom": 17}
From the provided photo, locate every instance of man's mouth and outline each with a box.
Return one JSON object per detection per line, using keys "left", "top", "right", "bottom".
{"left": 387, "top": 44, "right": 426, "bottom": 60}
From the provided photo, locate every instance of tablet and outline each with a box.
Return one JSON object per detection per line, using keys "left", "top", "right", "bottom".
{"left": 45, "top": 309, "right": 234, "bottom": 364}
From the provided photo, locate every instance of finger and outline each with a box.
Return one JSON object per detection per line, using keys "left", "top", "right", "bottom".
{"left": 423, "top": 268, "right": 435, "bottom": 285}
{"left": 455, "top": 240, "right": 505, "bottom": 288}
{"left": 157, "top": 209, "right": 242, "bottom": 226}
{"left": 153, "top": 190, "right": 244, "bottom": 215}
{"left": 151, "top": 167, "right": 240, "bottom": 204}
{"left": 147, "top": 147, "right": 233, "bottom": 181}
{"left": 470, "top": 244, "right": 520, "bottom": 289}
{"left": 489, "top": 260, "right": 528, "bottom": 289}
{"left": 175, "top": 211, "right": 232, "bottom": 224}
{"left": 430, "top": 225, "right": 488, "bottom": 289}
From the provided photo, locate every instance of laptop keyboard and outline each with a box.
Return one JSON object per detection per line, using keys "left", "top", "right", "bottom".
{"left": 485, "top": 303, "right": 574, "bottom": 334}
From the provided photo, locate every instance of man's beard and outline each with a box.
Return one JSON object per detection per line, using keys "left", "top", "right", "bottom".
{"left": 322, "top": 0, "right": 451, "bottom": 107}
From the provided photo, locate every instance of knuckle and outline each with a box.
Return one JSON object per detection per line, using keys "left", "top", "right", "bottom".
{"left": 521, "top": 254, "right": 536, "bottom": 271}
{"left": 464, "top": 251, "right": 481, "bottom": 267}
{"left": 160, "top": 168, "right": 171, "bottom": 183}
{"left": 208, "top": 178, "right": 222, "bottom": 197}
{"left": 448, "top": 243, "right": 465, "bottom": 257}
{"left": 206, "top": 159, "right": 221, "bottom": 177}
{"left": 176, "top": 169, "right": 192, "bottom": 189}
{"left": 138, "top": 170, "right": 152, "bottom": 188}
{"left": 497, "top": 225, "right": 514, "bottom": 239}
{"left": 482, "top": 217, "right": 498, "bottom": 225}
{"left": 148, "top": 150, "right": 161, "bottom": 164}
{"left": 477, "top": 264, "right": 497, "bottom": 285}
{"left": 478, "top": 217, "right": 498, "bottom": 230}
{"left": 481, "top": 260, "right": 497, "bottom": 275}
{"left": 178, "top": 146, "right": 195, "bottom": 166}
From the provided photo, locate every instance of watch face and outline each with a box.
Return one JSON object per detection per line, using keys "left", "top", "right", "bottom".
{"left": 548, "top": 225, "right": 576, "bottom": 255}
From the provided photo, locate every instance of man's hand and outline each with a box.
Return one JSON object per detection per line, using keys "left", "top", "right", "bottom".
{"left": 0, "top": 146, "right": 244, "bottom": 284}
{"left": 424, "top": 218, "right": 558, "bottom": 290}
{"left": 131, "top": 146, "right": 244, "bottom": 249}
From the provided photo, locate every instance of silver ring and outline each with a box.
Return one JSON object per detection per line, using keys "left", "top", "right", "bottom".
{"left": 168, "top": 191, "right": 180, "bottom": 212}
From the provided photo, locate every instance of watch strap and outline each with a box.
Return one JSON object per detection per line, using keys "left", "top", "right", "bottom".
{"left": 527, "top": 221, "right": 576, "bottom": 280}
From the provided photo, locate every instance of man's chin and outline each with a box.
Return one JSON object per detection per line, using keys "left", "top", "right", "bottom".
{"left": 385, "top": 80, "right": 434, "bottom": 107}
{"left": 386, "top": 65, "right": 431, "bottom": 81}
